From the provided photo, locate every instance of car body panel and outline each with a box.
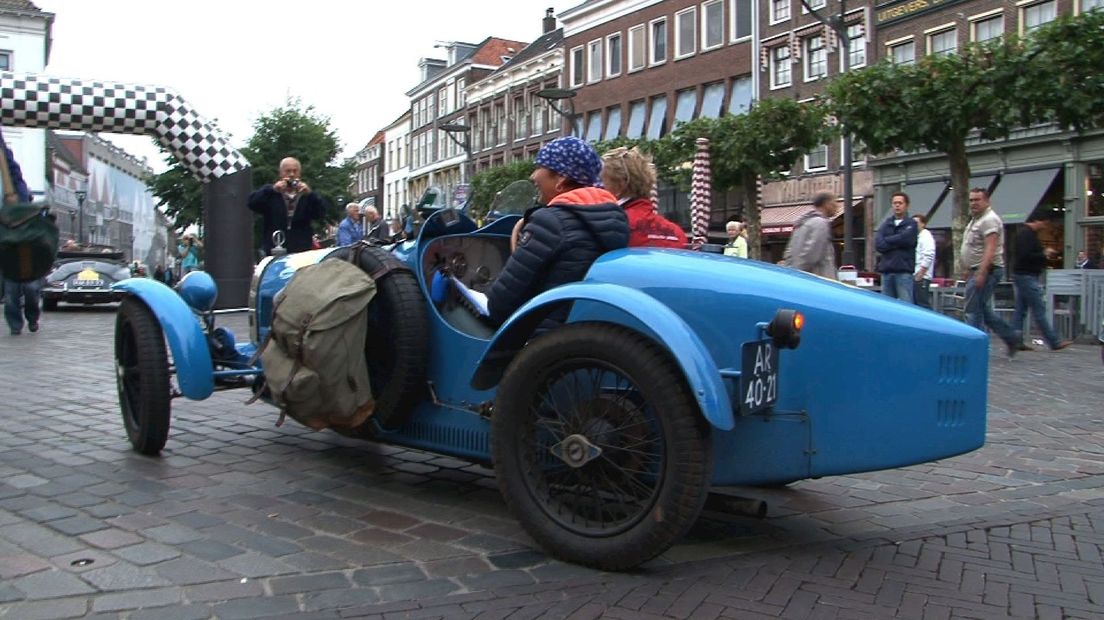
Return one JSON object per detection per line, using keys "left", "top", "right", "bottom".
{"left": 112, "top": 278, "right": 214, "bottom": 400}
{"left": 158, "top": 207, "right": 987, "bottom": 487}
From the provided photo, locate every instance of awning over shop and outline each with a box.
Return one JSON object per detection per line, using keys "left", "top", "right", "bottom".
{"left": 989, "top": 168, "right": 1060, "bottom": 225}
{"left": 760, "top": 201, "right": 848, "bottom": 236}
{"left": 884, "top": 181, "right": 947, "bottom": 225}
{"left": 927, "top": 176, "right": 995, "bottom": 229}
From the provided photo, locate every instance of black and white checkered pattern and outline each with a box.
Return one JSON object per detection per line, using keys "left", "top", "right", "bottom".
{"left": 0, "top": 72, "right": 249, "bottom": 182}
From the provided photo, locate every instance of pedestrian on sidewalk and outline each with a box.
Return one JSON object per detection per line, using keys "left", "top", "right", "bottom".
{"left": 875, "top": 192, "right": 918, "bottom": 302}
{"left": 961, "top": 188, "right": 1021, "bottom": 357}
{"left": 913, "top": 213, "right": 936, "bottom": 309}
{"left": 782, "top": 192, "right": 838, "bottom": 279}
{"left": 1011, "top": 214, "right": 1072, "bottom": 351}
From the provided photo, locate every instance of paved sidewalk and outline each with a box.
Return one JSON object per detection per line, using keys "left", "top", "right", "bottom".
{"left": 0, "top": 307, "right": 1101, "bottom": 619}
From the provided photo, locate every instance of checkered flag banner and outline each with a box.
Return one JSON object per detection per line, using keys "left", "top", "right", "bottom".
{"left": 690, "top": 137, "right": 711, "bottom": 248}
{"left": 0, "top": 72, "right": 249, "bottom": 182}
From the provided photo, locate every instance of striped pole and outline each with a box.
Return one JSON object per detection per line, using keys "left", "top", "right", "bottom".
{"left": 690, "top": 137, "right": 712, "bottom": 248}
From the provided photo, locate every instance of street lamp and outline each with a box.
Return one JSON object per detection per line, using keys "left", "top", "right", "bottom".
{"left": 74, "top": 189, "right": 87, "bottom": 245}
{"left": 439, "top": 122, "right": 473, "bottom": 194}
{"left": 536, "top": 88, "right": 578, "bottom": 137}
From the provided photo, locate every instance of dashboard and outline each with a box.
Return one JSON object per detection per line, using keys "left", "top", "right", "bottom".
{"left": 422, "top": 236, "right": 511, "bottom": 295}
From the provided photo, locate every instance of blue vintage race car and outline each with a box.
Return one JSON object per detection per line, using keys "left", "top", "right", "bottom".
{"left": 111, "top": 188, "right": 988, "bottom": 570}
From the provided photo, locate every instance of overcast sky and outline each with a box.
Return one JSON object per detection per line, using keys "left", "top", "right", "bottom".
{"left": 38, "top": 0, "right": 566, "bottom": 172}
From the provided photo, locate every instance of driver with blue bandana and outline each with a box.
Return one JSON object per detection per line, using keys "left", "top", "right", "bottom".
{"left": 485, "top": 137, "right": 629, "bottom": 326}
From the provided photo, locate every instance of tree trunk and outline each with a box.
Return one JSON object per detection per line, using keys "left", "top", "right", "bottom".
{"left": 947, "top": 141, "right": 971, "bottom": 278}
{"left": 743, "top": 172, "right": 761, "bottom": 260}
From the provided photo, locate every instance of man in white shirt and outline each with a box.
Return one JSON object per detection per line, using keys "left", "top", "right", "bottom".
{"left": 912, "top": 214, "right": 936, "bottom": 309}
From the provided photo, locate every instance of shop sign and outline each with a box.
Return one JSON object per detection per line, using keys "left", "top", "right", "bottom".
{"left": 874, "top": 0, "right": 968, "bottom": 26}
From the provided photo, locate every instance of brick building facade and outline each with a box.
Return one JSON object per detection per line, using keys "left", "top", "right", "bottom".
{"left": 350, "top": 131, "right": 384, "bottom": 210}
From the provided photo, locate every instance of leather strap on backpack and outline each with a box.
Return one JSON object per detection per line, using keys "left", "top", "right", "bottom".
{"left": 0, "top": 143, "right": 15, "bottom": 205}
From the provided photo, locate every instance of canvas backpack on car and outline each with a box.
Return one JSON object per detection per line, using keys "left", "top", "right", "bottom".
{"left": 259, "top": 258, "right": 377, "bottom": 430}
{"left": 0, "top": 146, "right": 59, "bottom": 283}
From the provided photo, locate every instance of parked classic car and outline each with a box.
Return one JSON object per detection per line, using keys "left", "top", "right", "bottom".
{"left": 43, "top": 250, "right": 129, "bottom": 310}
{"left": 111, "top": 185, "right": 989, "bottom": 570}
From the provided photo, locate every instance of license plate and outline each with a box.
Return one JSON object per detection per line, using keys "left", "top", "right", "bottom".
{"left": 740, "top": 339, "right": 779, "bottom": 415}
{"left": 74, "top": 279, "right": 105, "bottom": 288}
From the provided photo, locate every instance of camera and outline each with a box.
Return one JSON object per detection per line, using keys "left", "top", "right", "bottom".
{"left": 286, "top": 178, "right": 301, "bottom": 190}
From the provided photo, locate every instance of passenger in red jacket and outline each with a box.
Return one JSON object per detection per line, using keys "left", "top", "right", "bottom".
{"left": 600, "top": 147, "right": 687, "bottom": 249}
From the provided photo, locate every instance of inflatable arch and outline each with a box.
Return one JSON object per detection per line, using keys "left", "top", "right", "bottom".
{"left": 1, "top": 71, "right": 254, "bottom": 306}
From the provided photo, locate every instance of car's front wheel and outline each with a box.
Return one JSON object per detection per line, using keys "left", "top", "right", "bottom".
{"left": 41, "top": 298, "right": 58, "bottom": 311}
{"left": 115, "top": 297, "right": 171, "bottom": 455}
{"left": 492, "top": 323, "right": 712, "bottom": 571}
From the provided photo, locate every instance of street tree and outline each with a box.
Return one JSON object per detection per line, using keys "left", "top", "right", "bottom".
{"left": 147, "top": 142, "right": 203, "bottom": 233}
{"left": 658, "top": 99, "right": 828, "bottom": 259}
{"left": 468, "top": 159, "right": 535, "bottom": 221}
{"left": 827, "top": 11, "right": 1104, "bottom": 273}
{"left": 242, "top": 99, "right": 353, "bottom": 229}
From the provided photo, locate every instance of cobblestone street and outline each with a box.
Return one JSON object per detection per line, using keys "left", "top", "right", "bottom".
{"left": 0, "top": 306, "right": 1102, "bottom": 619}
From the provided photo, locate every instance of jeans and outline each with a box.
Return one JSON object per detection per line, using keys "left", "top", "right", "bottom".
{"left": 963, "top": 267, "right": 1018, "bottom": 345}
{"left": 913, "top": 278, "right": 931, "bottom": 309}
{"left": 1011, "top": 273, "right": 1061, "bottom": 349}
{"left": 4, "top": 278, "right": 41, "bottom": 334}
{"left": 881, "top": 273, "right": 914, "bottom": 303}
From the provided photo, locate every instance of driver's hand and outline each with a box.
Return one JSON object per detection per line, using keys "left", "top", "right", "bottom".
{"left": 510, "top": 219, "right": 525, "bottom": 253}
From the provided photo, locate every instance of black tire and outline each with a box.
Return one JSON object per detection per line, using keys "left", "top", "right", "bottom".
{"left": 326, "top": 245, "right": 428, "bottom": 431}
{"left": 114, "top": 297, "right": 171, "bottom": 455}
{"left": 492, "top": 323, "right": 712, "bottom": 571}
{"left": 42, "top": 298, "right": 58, "bottom": 311}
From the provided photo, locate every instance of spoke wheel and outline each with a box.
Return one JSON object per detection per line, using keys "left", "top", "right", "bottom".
{"left": 115, "top": 297, "right": 171, "bottom": 455}
{"left": 493, "top": 323, "right": 711, "bottom": 571}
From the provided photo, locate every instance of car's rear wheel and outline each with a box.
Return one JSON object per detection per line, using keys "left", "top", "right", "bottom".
{"left": 42, "top": 298, "right": 58, "bottom": 311}
{"left": 492, "top": 323, "right": 712, "bottom": 571}
{"left": 115, "top": 297, "right": 171, "bottom": 455}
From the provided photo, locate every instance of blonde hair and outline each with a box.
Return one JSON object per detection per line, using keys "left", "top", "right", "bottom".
{"left": 601, "top": 147, "right": 656, "bottom": 200}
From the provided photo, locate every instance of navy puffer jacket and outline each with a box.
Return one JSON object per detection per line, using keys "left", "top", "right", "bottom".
{"left": 487, "top": 187, "right": 629, "bottom": 326}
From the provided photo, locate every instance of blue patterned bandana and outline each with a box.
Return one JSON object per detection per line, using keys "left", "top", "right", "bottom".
{"left": 534, "top": 137, "right": 603, "bottom": 187}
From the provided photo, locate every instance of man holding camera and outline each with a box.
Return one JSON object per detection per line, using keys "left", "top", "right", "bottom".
{"left": 247, "top": 157, "right": 326, "bottom": 255}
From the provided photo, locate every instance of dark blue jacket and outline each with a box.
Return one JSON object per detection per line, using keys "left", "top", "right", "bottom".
{"left": 1, "top": 132, "right": 32, "bottom": 203}
{"left": 247, "top": 185, "right": 327, "bottom": 254}
{"left": 487, "top": 187, "right": 628, "bottom": 326}
{"left": 875, "top": 215, "right": 918, "bottom": 274}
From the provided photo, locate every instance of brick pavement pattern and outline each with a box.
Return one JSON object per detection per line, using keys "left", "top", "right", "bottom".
{"left": 0, "top": 307, "right": 1101, "bottom": 618}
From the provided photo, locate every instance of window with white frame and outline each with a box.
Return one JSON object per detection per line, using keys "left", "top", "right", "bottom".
{"left": 570, "top": 46, "right": 584, "bottom": 87}
{"left": 587, "top": 39, "right": 603, "bottom": 82}
{"left": 628, "top": 25, "right": 646, "bottom": 71}
{"left": 675, "top": 7, "right": 697, "bottom": 58}
{"left": 729, "top": 76, "right": 752, "bottom": 114}
{"left": 604, "top": 105, "right": 622, "bottom": 140}
{"left": 585, "top": 111, "right": 603, "bottom": 142}
{"left": 701, "top": 82, "right": 725, "bottom": 118}
{"left": 438, "top": 87, "right": 448, "bottom": 115}
{"left": 0, "top": 51, "right": 10, "bottom": 71}
{"left": 889, "top": 40, "right": 915, "bottom": 64}
{"left": 626, "top": 100, "right": 646, "bottom": 138}
{"left": 972, "top": 13, "right": 1004, "bottom": 42}
{"left": 495, "top": 104, "right": 507, "bottom": 145}
{"left": 770, "top": 46, "right": 791, "bottom": 88}
{"left": 771, "top": 0, "right": 790, "bottom": 23}
{"left": 514, "top": 96, "right": 526, "bottom": 140}
{"left": 702, "top": 0, "right": 724, "bottom": 50}
{"left": 651, "top": 18, "right": 668, "bottom": 64}
{"left": 927, "top": 28, "right": 957, "bottom": 56}
{"left": 804, "top": 0, "right": 826, "bottom": 10}
{"left": 646, "top": 94, "right": 668, "bottom": 140}
{"left": 847, "top": 24, "right": 865, "bottom": 68}
{"left": 731, "top": 0, "right": 752, "bottom": 40}
{"left": 456, "top": 78, "right": 466, "bottom": 107}
{"left": 607, "top": 33, "right": 623, "bottom": 77}
{"left": 674, "top": 88, "right": 697, "bottom": 125}
{"left": 532, "top": 98, "right": 545, "bottom": 136}
{"left": 1083, "top": 0, "right": 1103, "bottom": 11}
{"left": 841, "top": 138, "right": 866, "bottom": 166}
{"left": 427, "top": 94, "right": 436, "bottom": 122}
{"left": 805, "top": 36, "right": 827, "bottom": 81}
{"left": 805, "top": 145, "right": 828, "bottom": 172}
{"left": 1022, "top": 0, "right": 1056, "bottom": 32}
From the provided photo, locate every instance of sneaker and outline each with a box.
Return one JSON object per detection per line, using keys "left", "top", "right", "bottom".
{"left": 28, "top": 322, "right": 38, "bottom": 333}
{"left": 1052, "top": 340, "right": 1073, "bottom": 351}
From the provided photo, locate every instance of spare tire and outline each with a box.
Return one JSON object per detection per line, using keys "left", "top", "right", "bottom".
{"left": 325, "top": 245, "right": 428, "bottom": 431}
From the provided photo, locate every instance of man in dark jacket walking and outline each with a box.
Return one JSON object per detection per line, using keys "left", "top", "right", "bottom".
{"left": 247, "top": 157, "right": 327, "bottom": 255}
{"left": 875, "top": 192, "right": 918, "bottom": 302}
{"left": 487, "top": 137, "right": 628, "bottom": 326}
{"left": 1011, "top": 215, "right": 1072, "bottom": 351}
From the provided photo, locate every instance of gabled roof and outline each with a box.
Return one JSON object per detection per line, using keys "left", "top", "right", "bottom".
{"left": 487, "top": 28, "right": 563, "bottom": 78}
{"left": 367, "top": 131, "right": 385, "bottom": 147}
{"left": 406, "top": 36, "right": 529, "bottom": 95}
{"left": 45, "top": 130, "right": 87, "bottom": 175}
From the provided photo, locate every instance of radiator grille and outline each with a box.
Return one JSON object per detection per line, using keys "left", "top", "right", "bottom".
{"left": 937, "top": 354, "right": 968, "bottom": 385}
{"left": 936, "top": 399, "right": 966, "bottom": 428}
